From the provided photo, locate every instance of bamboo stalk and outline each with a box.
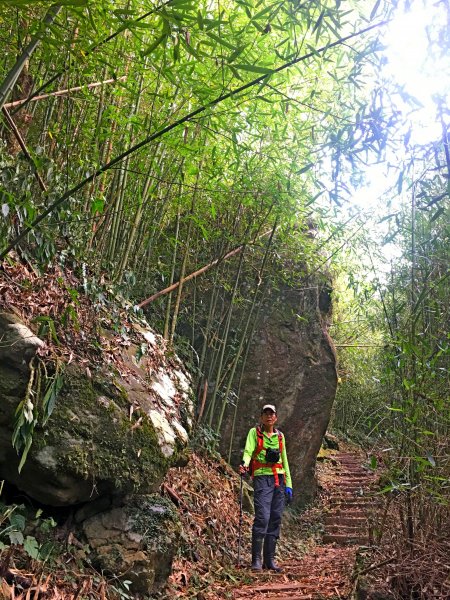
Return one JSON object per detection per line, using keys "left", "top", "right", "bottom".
{"left": 0, "top": 4, "right": 62, "bottom": 110}
{"left": 163, "top": 202, "right": 181, "bottom": 340}
{"left": 0, "top": 19, "right": 389, "bottom": 259}
{"left": 216, "top": 220, "right": 277, "bottom": 433}
{"left": 169, "top": 183, "right": 198, "bottom": 342}
{"left": 208, "top": 249, "right": 245, "bottom": 428}
{"left": 14, "top": 0, "right": 176, "bottom": 113}
{"left": 1, "top": 107, "right": 47, "bottom": 192}
{"left": 137, "top": 228, "right": 273, "bottom": 308}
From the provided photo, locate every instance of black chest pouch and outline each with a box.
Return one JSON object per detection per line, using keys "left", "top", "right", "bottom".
{"left": 265, "top": 447, "right": 280, "bottom": 463}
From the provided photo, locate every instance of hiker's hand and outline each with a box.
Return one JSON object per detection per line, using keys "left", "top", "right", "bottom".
{"left": 239, "top": 463, "right": 249, "bottom": 475}
{"left": 285, "top": 487, "right": 293, "bottom": 504}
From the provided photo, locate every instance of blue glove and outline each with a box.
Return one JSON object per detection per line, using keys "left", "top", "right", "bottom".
{"left": 285, "top": 487, "right": 293, "bottom": 504}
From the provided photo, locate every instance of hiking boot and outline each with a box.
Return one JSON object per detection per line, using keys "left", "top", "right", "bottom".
{"left": 251, "top": 535, "right": 264, "bottom": 571}
{"left": 263, "top": 535, "right": 283, "bottom": 572}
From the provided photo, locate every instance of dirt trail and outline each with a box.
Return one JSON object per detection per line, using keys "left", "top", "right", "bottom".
{"left": 232, "top": 452, "right": 378, "bottom": 600}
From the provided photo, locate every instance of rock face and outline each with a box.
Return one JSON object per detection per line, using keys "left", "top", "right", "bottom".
{"left": 0, "top": 312, "right": 45, "bottom": 372}
{"left": 0, "top": 313, "right": 193, "bottom": 506}
{"left": 0, "top": 311, "right": 193, "bottom": 594}
{"left": 220, "top": 283, "right": 337, "bottom": 507}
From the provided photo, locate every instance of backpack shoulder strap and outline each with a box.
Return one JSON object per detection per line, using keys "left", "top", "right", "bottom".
{"left": 253, "top": 426, "right": 265, "bottom": 455}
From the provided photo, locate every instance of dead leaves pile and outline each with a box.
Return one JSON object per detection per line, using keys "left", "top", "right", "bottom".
{"left": 0, "top": 553, "right": 118, "bottom": 600}
{"left": 0, "top": 259, "right": 171, "bottom": 384}
{"left": 161, "top": 452, "right": 253, "bottom": 599}
{"left": 1, "top": 260, "right": 100, "bottom": 363}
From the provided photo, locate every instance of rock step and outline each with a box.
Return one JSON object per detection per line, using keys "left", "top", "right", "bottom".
{"left": 337, "top": 466, "right": 366, "bottom": 471}
{"left": 338, "top": 476, "right": 372, "bottom": 481}
{"left": 337, "top": 476, "right": 369, "bottom": 481}
{"left": 239, "top": 591, "right": 336, "bottom": 600}
{"left": 328, "top": 507, "right": 371, "bottom": 514}
{"left": 329, "top": 493, "right": 377, "bottom": 500}
{"left": 328, "top": 514, "right": 367, "bottom": 522}
{"left": 322, "top": 534, "right": 369, "bottom": 545}
{"left": 241, "top": 594, "right": 342, "bottom": 599}
{"left": 325, "top": 517, "right": 367, "bottom": 527}
{"left": 325, "top": 526, "right": 367, "bottom": 536}
{"left": 236, "top": 581, "right": 347, "bottom": 595}
{"left": 337, "top": 472, "right": 372, "bottom": 478}
{"left": 328, "top": 497, "right": 372, "bottom": 505}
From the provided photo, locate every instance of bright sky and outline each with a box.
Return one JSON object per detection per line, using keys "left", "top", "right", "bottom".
{"left": 345, "top": 0, "right": 449, "bottom": 260}
{"left": 351, "top": 0, "right": 449, "bottom": 207}
{"left": 382, "top": 0, "right": 449, "bottom": 146}
{"left": 322, "top": 0, "right": 450, "bottom": 266}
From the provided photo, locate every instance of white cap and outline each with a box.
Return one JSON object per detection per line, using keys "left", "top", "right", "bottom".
{"left": 262, "top": 404, "right": 277, "bottom": 413}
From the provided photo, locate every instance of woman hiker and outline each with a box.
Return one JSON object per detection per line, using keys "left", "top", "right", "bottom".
{"left": 239, "top": 404, "right": 293, "bottom": 572}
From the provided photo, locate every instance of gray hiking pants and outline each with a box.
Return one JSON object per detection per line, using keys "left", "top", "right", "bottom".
{"left": 252, "top": 474, "right": 286, "bottom": 538}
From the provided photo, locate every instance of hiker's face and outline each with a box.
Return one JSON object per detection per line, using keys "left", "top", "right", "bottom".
{"left": 261, "top": 410, "right": 277, "bottom": 425}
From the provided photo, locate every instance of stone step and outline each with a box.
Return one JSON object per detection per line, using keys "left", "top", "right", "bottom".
{"left": 328, "top": 497, "right": 372, "bottom": 505}
{"left": 325, "top": 516, "right": 367, "bottom": 526}
{"left": 327, "top": 506, "right": 368, "bottom": 514}
{"left": 338, "top": 475, "right": 372, "bottom": 481}
{"left": 337, "top": 476, "right": 374, "bottom": 481}
{"left": 325, "top": 526, "right": 367, "bottom": 536}
{"left": 329, "top": 492, "right": 377, "bottom": 499}
{"left": 322, "top": 533, "right": 369, "bottom": 545}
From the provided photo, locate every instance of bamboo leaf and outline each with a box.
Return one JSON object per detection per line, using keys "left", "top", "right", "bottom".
{"left": 235, "top": 64, "right": 273, "bottom": 75}
{"left": 370, "top": 0, "right": 382, "bottom": 20}
{"left": 42, "top": 368, "right": 65, "bottom": 426}
{"left": 312, "top": 8, "right": 325, "bottom": 34}
{"left": 206, "top": 31, "right": 237, "bottom": 50}
{"left": 141, "top": 33, "right": 169, "bottom": 57}
{"left": 296, "top": 163, "right": 314, "bottom": 175}
{"left": 426, "top": 454, "right": 436, "bottom": 467}
{"left": 430, "top": 206, "right": 445, "bottom": 222}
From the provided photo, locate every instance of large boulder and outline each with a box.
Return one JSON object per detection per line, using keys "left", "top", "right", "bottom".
{"left": 220, "top": 283, "right": 337, "bottom": 507}
{"left": 0, "top": 313, "right": 194, "bottom": 506}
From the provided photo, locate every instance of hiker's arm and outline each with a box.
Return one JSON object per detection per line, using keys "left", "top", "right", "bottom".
{"left": 281, "top": 435, "right": 292, "bottom": 488}
{"left": 242, "top": 428, "right": 257, "bottom": 467}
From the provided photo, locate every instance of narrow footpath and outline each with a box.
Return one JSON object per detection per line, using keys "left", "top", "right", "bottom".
{"left": 233, "top": 452, "right": 378, "bottom": 600}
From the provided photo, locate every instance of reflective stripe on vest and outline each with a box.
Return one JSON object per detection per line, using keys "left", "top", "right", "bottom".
{"left": 251, "top": 426, "right": 284, "bottom": 487}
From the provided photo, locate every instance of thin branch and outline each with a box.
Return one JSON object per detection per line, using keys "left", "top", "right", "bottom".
{"left": 3, "top": 76, "right": 126, "bottom": 109}
{"left": 0, "top": 19, "right": 389, "bottom": 260}
{"left": 353, "top": 557, "right": 395, "bottom": 580}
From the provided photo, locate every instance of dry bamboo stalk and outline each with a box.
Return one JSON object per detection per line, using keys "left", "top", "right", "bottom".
{"left": 1, "top": 107, "right": 47, "bottom": 192}
{"left": 4, "top": 77, "right": 127, "bottom": 110}
{"left": 137, "top": 228, "right": 274, "bottom": 308}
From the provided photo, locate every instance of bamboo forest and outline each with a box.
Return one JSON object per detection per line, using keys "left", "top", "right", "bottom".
{"left": 0, "top": 0, "right": 448, "bottom": 599}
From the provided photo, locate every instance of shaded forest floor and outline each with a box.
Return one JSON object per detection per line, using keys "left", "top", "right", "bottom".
{"left": 1, "top": 440, "right": 448, "bottom": 600}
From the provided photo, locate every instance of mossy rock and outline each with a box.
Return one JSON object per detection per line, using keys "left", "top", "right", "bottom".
{"left": 82, "top": 494, "right": 181, "bottom": 595}
{"left": 1, "top": 364, "right": 187, "bottom": 506}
